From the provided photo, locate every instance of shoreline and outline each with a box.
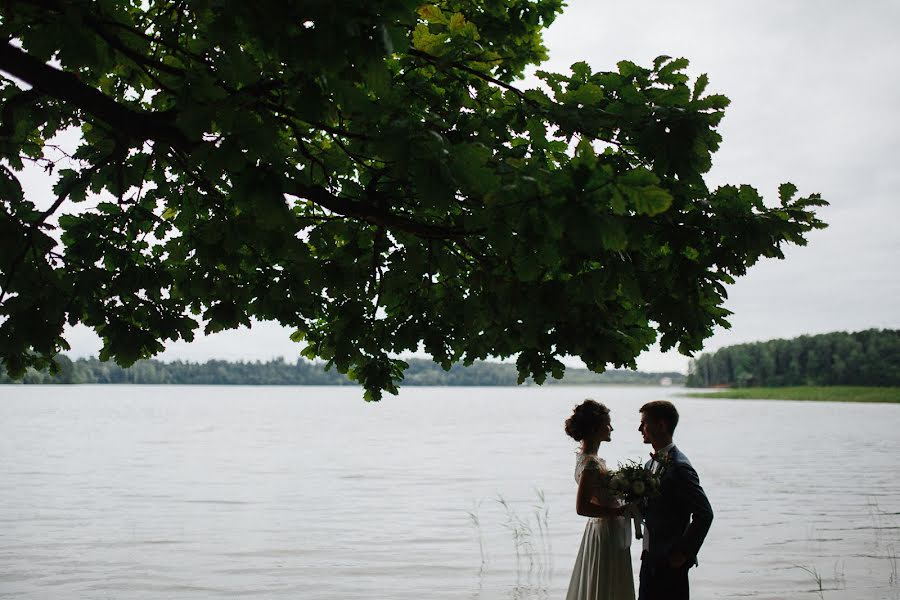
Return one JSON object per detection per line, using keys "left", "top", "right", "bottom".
{"left": 681, "top": 385, "right": 900, "bottom": 404}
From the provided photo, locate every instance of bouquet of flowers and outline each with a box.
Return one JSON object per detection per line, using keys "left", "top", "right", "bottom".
{"left": 605, "top": 459, "right": 663, "bottom": 539}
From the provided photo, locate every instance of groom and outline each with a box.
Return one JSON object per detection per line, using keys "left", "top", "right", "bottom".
{"left": 637, "top": 400, "right": 713, "bottom": 600}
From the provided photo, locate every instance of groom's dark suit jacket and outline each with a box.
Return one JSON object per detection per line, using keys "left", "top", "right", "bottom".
{"left": 642, "top": 445, "right": 713, "bottom": 569}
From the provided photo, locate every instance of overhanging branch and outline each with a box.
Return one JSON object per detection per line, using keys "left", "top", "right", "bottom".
{"left": 0, "top": 44, "right": 477, "bottom": 242}
{"left": 0, "top": 41, "right": 190, "bottom": 149}
{"left": 286, "top": 182, "right": 476, "bottom": 240}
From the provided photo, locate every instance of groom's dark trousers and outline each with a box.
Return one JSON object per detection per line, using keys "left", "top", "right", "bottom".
{"left": 638, "top": 556, "right": 689, "bottom": 600}
{"left": 638, "top": 445, "right": 713, "bottom": 600}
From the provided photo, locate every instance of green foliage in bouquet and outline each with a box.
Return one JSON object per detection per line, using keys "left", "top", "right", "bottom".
{"left": 607, "top": 460, "right": 662, "bottom": 503}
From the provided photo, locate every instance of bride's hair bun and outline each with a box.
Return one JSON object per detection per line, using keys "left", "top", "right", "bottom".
{"left": 564, "top": 399, "right": 610, "bottom": 441}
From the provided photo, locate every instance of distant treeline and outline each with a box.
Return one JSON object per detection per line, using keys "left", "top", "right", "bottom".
{"left": 1, "top": 356, "right": 684, "bottom": 387}
{"left": 686, "top": 329, "right": 900, "bottom": 388}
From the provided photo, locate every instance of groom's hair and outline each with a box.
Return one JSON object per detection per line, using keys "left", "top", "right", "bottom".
{"left": 639, "top": 400, "right": 679, "bottom": 434}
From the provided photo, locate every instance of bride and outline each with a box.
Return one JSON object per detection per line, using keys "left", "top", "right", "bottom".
{"left": 564, "top": 399, "right": 635, "bottom": 600}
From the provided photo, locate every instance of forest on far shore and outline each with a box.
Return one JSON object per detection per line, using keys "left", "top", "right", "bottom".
{"left": 686, "top": 329, "right": 899, "bottom": 388}
{"left": 6, "top": 329, "right": 895, "bottom": 389}
{"left": 0, "top": 356, "right": 683, "bottom": 387}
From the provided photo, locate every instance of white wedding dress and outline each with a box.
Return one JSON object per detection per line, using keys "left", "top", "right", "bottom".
{"left": 565, "top": 453, "right": 635, "bottom": 600}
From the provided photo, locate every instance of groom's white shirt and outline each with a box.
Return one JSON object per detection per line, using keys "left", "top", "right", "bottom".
{"left": 642, "top": 442, "right": 675, "bottom": 551}
{"left": 649, "top": 442, "right": 674, "bottom": 474}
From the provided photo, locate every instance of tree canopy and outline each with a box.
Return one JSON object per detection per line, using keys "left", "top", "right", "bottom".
{"left": 0, "top": 0, "right": 826, "bottom": 399}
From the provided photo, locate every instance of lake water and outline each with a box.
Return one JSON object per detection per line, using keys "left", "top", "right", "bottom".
{"left": 1, "top": 385, "right": 898, "bottom": 600}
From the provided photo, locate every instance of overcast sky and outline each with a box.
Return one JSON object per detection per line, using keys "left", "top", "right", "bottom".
{"left": 60, "top": 0, "right": 900, "bottom": 373}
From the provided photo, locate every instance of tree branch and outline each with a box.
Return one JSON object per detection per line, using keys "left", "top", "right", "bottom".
{"left": 408, "top": 49, "right": 533, "bottom": 105}
{"left": 0, "top": 38, "right": 475, "bottom": 247}
{"left": 285, "top": 182, "right": 476, "bottom": 240}
{"left": 39, "top": 158, "right": 108, "bottom": 224}
{"left": 0, "top": 156, "right": 109, "bottom": 304}
{"left": 0, "top": 42, "right": 190, "bottom": 150}
{"left": 408, "top": 49, "right": 645, "bottom": 160}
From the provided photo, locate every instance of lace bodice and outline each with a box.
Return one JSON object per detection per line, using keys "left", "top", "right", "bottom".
{"left": 574, "top": 452, "right": 607, "bottom": 484}
{"left": 574, "top": 452, "right": 619, "bottom": 509}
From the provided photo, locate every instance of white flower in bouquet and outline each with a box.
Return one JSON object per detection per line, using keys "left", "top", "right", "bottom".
{"left": 606, "top": 458, "right": 664, "bottom": 540}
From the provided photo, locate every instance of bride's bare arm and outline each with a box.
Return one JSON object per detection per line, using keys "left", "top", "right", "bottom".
{"left": 576, "top": 469, "right": 626, "bottom": 518}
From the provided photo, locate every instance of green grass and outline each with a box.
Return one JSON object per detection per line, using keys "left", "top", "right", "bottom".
{"left": 682, "top": 386, "right": 900, "bottom": 403}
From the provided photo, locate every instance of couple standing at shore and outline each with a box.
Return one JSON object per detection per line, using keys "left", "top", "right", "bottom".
{"left": 564, "top": 399, "right": 713, "bottom": 600}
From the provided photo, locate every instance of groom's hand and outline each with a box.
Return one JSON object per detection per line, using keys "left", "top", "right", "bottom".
{"left": 668, "top": 550, "right": 688, "bottom": 568}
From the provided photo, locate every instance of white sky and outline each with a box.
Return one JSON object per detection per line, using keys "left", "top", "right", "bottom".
{"left": 59, "top": 0, "right": 900, "bottom": 373}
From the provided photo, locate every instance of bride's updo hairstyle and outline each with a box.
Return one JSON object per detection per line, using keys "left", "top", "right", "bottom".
{"left": 564, "top": 399, "right": 610, "bottom": 442}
